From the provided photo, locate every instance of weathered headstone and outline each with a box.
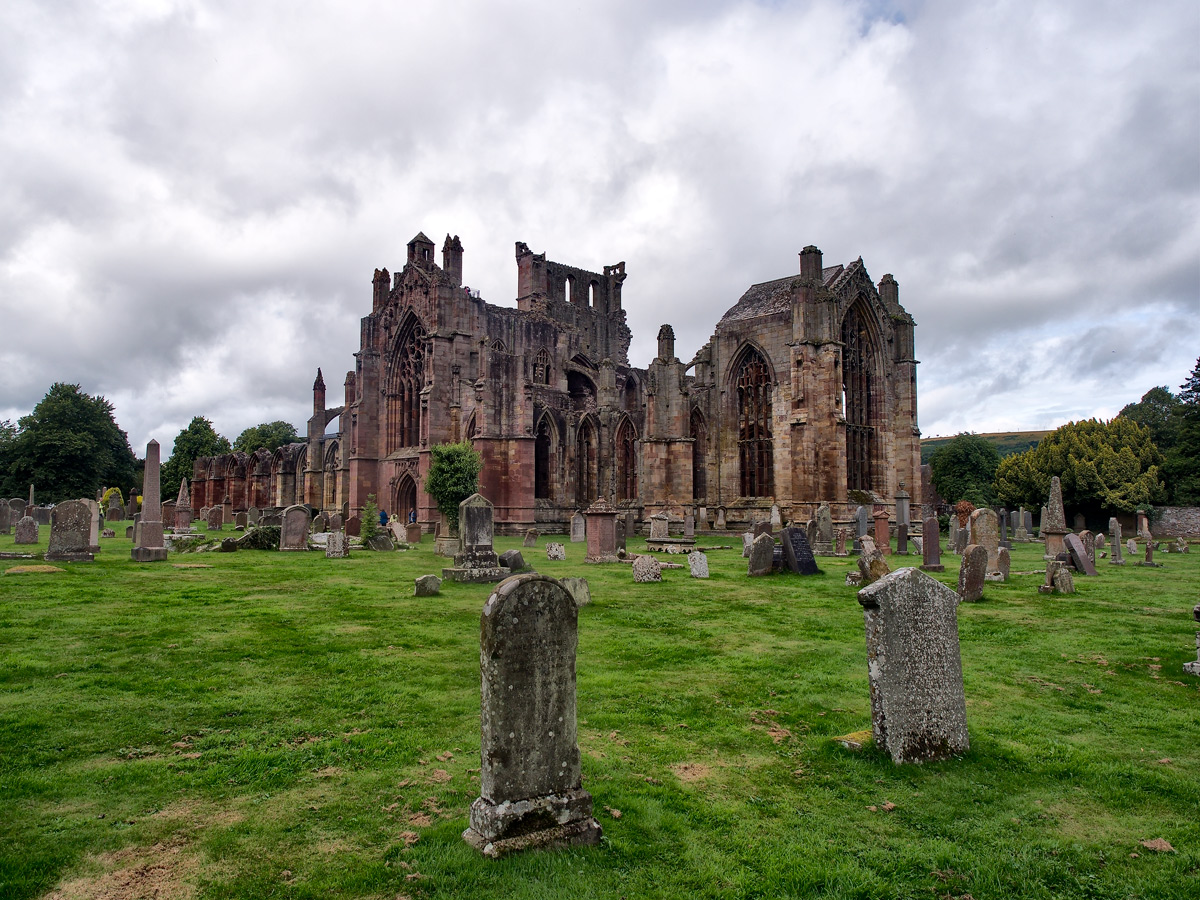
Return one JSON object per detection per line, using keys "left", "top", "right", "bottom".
{"left": 245, "top": 505, "right": 260, "bottom": 526}
{"left": 649, "top": 514, "right": 669, "bottom": 541}
{"left": 46, "top": 500, "right": 94, "bottom": 561}
{"left": 1, "top": 501, "right": 14, "bottom": 535}
{"left": 546, "top": 542, "right": 566, "bottom": 561}
{"left": 683, "top": 514, "right": 695, "bottom": 538}
{"left": 1184, "top": 605, "right": 1200, "bottom": 677}
{"left": 327, "top": 513, "right": 343, "bottom": 532}
{"left": 522, "top": 529, "right": 538, "bottom": 548}
{"left": 781, "top": 526, "right": 820, "bottom": 575}
{"left": 463, "top": 574, "right": 602, "bottom": 857}
{"left": 130, "top": 440, "right": 168, "bottom": 561}
{"left": 325, "top": 532, "right": 349, "bottom": 558}
{"left": 688, "top": 551, "right": 709, "bottom": 578}
{"left": 996, "top": 547, "right": 1011, "bottom": 582}
{"left": 896, "top": 523, "right": 909, "bottom": 555}
{"left": 160, "top": 500, "right": 176, "bottom": 533}
{"left": 234, "top": 511, "right": 248, "bottom": 530}
{"left": 206, "top": 507, "right": 224, "bottom": 532}
{"left": 84, "top": 499, "right": 101, "bottom": 552}
{"left": 1079, "top": 530, "right": 1096, "bottom": 566}
{"left": 106, "top": 498, "right": 124, "bottom": 522}
{"left": 920, "top": 515, "right": 944, "bottom": 572}
{"left": 873, "top": 508, "right": 891, "bottom": 555}
{"left": 102, "top": 528, "right": 115, "bottom": 538}
{"left": 499, "top": 549, "right": 526, "bottom": 570}
{"left": 835, "top": 527, "right": 848, "bottom": 556}
{"left": 813, "top": 503, "right": 834, "bottom": 556}
{"left": 742, "top": 532, "right": 754, "bottom": 558}
{"left": 560, "top": 576, "right": 591, "bottom": 608}
{"left": 854, "top": 505, "right": 870, "bottom": 553}
{"left": 1013, "top": 506, "right": 1030, "bottom": 542}
{"left": 454, "top": 494, "right": 501, "bottom": 570}
{"left": 1138, "top": 541, "right": 1160, "bottom": 567}
{"left": 714, "top": 506, "right": 726, "bottom": 531}
{"left": 1136, "top": 509, "right": 1152, "bottom": 541}
{"left": 1042, "top": 477, "right": 1069, "bottom": 559}
{"left": 1095, "top": 532, "right": 1105, "bottom": 550}
{"left": 584, "top": 498, "right": 619, "bottom": 563}
{"left": 570, "top": 511, "right": 587, "bottom": 543}
{"left": 1063, "top": 533, "right": 1097, "bottom": 576}
{"left": 614, "top": 518, "right": 626, "bottom": 553}
{"left": 346, "top": 515, "right": 361, "bottom": 537}
{"left": 405, "top": 522, "right": 421, "bottom": 543}
{"left": 747, "top": 532, "right": 775, "bottom": 576}
{"left": 857, "top": 546, "right": 890, "bottom": 585}
{"left": 312, "top": 512, "right": 329, "bottom": 533}
{"left": 632, "top": 554, "right": 661, "bottom": 582}
{"left": 957, "top": 544, "right": 987, "bottom": 602}
{"left": 414, "top": 574, "right": 442, "bottom": 596}
{"left": 857, "top": 567, "right": 969, "bottom": 764}
{"left": 14, "top": 515, "right": 38, "bottom": 545}
{"left": 969, "top": 508, "right": 1000, "bottom": 574}
{"left": 998, "top": 509, "right": 1008, "bottom": 548}
{"left": 1038, "top": 559, "right": 1075, "bottom": 595}
{"left": 280, "top": 505, "right": 309, "bottom": 551}
{"left": 175, "top": 480, "right": 194, "bottom": 532}
{"left": 1109, "top": 518, "right": 1124, "bottom": 565}
{"left": 367, "top": 533, "right": 395, "bottom": 552}
{"left": 770, "top": 504, "right": 782, "bottom": 530}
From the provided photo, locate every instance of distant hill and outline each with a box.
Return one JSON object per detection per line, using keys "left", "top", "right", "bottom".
{"left": 920, "top": 431, "right": 1051, "bottom": 464}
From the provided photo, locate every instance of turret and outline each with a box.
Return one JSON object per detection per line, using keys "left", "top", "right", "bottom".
{"left": 442, "top": 234, "right": 463, "bottom": 286}
{"left": 407, "top": 232, "right": 435, "bottom": 268}
{"left": 800, "top": 245, "right": 823, "bottom": 281}
{"left": 657, "top": 324, "right": 676, "bottom": 362}
{"left": 313, "top": 368, "right": 326, "bottom": 416}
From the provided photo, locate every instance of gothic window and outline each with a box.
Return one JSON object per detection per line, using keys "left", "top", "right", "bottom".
{"left": 735, "top": 347, "right": 774, "bottom": 497}
{"left": 490, "top": 339, "right": 506, "bottom": 352}
{"left": 842, "top": 303, "right": 878, "bottom": 492}
{"left": 615, "top": 418, "right": 637, "bottom": 501}
{"left": 576, "top": 418, "right": 598, "bottom": 507}
{"left": 386, "top": 318, "right": 426, "bottom": 452}
{"left": 690, "top": 408, "right": 707, "bottom": 501}
{"left": 535, "top": 416, "right": 554, "bottom": 500}
{"left": 323, "top": 443, "right": 339, "bottom": 511}
{"left": 534, "top": 348, "right": 552, "bottom": 385}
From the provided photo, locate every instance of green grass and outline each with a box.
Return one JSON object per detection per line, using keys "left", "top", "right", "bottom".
{"left": 1, "top": 525, "right": 1198, "bottom": 899}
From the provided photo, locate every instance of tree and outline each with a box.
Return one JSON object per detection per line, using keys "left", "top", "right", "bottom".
{"left": 161, "top": 417, "right": 231, "bottom": 504}
{"left": 233, "top": 421, "right": 300, "bottom": 454}
{"left": 928, "top": 433, "right": 1001, "bottom": 507}
{"left": 360, "top": 494, "right": 380, "bottom": 542}
{"left": 1117, "top": 386, "right": 1181, "bottom": 452}
{"left": 994, "top": 418, "right": 1164, "bottom": 517}
{"left": 1162, "top": 356, "right": 1200, "bottom": 504}
{"left": 0, "top": 383, "right": 138, "bottom": 503}
{"left": 423, "top": 441, "right": 482, "bottom": 531}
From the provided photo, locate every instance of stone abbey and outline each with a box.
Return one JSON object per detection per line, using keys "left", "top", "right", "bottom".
{"left": 188, "top": 232, "right": 921, "bottom": 531}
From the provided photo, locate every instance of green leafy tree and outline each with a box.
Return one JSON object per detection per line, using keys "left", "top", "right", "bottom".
{"left": 360, "top": 494, "right": 380, "bottom": 542}
{"left": 0, "top": 383, "right": 138, "bottom": 502}
{"left": 1162, "top": 356, "right": 1200, "bottom": 504}
{"left": 423, "top": 441, "right": 483, "bottom": 532}
{"left": 233, "top": 421, "right": 300, "bottom": 454}
{"left": 928, "top": 433, "right": 1001, "bottom": 507}
{"left": 994, "top": 418, "right": 1164, "bottom": 516}
{"left": 161, "top": 417, "right": 231, "bottom": 504}
{"left": 1117, "top": 386, "right": 1181, "bottom": 452}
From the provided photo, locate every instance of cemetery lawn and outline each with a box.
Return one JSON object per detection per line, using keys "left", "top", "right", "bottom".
{"left": 1, "top": 530, "right": 1198, "bottom": 900}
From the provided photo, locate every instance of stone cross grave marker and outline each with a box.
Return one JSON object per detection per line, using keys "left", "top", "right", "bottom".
{"left": 857, "top": 567, "right": 969, "bottom": 764}
{"left": 463, "top": 574, "right": 602, "bottom": 857}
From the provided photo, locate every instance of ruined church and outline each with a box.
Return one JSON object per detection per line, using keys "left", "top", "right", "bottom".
{"left": 189, "top": 232, "right": 921, "bottom": 532}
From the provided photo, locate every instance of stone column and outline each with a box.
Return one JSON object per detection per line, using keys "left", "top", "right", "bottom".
{"left": 132, "top": 439, "right": 167, "bottom": 562}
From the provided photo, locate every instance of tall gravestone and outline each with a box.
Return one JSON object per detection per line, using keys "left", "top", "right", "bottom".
{"left": 857, "top": 567, "right": 969, "bottom": 765}
{"left": 0, "top": 501, "right": 9, "bottom": 535}
{"left": 894, "top": 483, "right": 911, "bottom": 529}
{"left": 463, "top": 574, "right": 602, "bottom": 857}
{"left": 161, "top": 501, "right": 176, "bottom": 534}
{"left": 206, "top": 507, "right": 223, "bottom": 532}
{"left": 46, "top": 500, "right": 94, "bottom": 561}
{"left": 1042, "top": 477, "right": 1069, "bottom": 559}
{"left": 1013, "top": 506, "right": 1030, "bottom": 542}
{"left": 1109, "top": 518, "right": 1124, "bottom": 565}
{"left": 584, "top": 498, "right": 619, "bottom": 563}
{"left": 854, "top": 505, "right": 869, "bottom": 553}
{"left": 175, "top": 479, "right": 194, "bottom": 532}
{"left": 280, "top": 505, "right": 309, "bottom": 551}
{"left": 957, "top": 544, "right": 987, "bottom": 602}
{"left": 1064, "top": 533, "right": 1097, "bottom": 576}
{"left": 1079, "top": 530, "right": 1096, "bottom": 566}
{"left": 969, "top": 508, "right": 1000, "bottom": 574}
{"left": 570, "top": 511, "right": 587, "bottom": 543}
{"left": 873, "top": 508, "right": 891, "bottom": 555}
{"left": 445, "top": 493, "right": 505, "bottom": 582}
{"left": 920, "top": 515, "right": 944, "bottom": 572}
{"left": 683, "top": 514, "right": 695, "bottom": 538}
{"left": 132, "top": 440, "right": 168, "bottom": 561}
{"left": 813, "top": 503, "right": 834, "bottom": 556}
{"left": 714, "top": 506, "right": 726, "bottom": 531}
{"left": 770, "top": 504, "right": 782, "bottom": 530}
{"left": 85, "top": 499, "right": 101, "bottom": 552}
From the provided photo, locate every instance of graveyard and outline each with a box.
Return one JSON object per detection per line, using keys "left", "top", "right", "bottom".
{"left": 1, "top": 523, "right": 1197, "bottom": 899}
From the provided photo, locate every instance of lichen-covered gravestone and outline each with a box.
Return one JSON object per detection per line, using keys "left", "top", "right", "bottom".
{"left": 857, "top": 546, "right": 890, "bottom": 585}
{"left": 325, "top": 532, "right": 349, "bottom": 558}
{"left": 280, "top": 505, "right": 309, "bottom": 551}
{"left": 688, "top": 551, "right": 709, "bottom": 578}
{"left": 206, "top": 507, "right": 223, "bottom": 532}
{"left": 46, "top": 500, "right": 94, "bottom": 561}
{"left": 559, "top": 576, "right": 591, "bottom": 608}
{"left": 1064, "top": 533, "right": 1097, "bottom": 576}
{"left": 969, "top": 508, "right": 1000, "bottom": 574}
{"left": 857, "top": 567, "right": 969, "bottom": 765}
{"left": 414, "top": 575, "right": 441, "bottom": 596}
{"left": 463, "top": 574, "right": 602, "bottom": 857}
{"left": 1109, "top": 519, "right": 1125, "bottom": 566}
{"left": 546, "top": 542, "right": 566, "bottom": 561}
{"left": 747, "top": 532, "right": 775, "bottom": 576}
{"left": 957, "top": 544, "right": 988, "bottom": 602}
{"left": 632, "top": 554, "right": 661, "bottom": 583}
{"left": 499, "top": 549, "right": 525, "bottom": 570}
{"left": 522, "top": 529, "right": 539, "bottom": 548}
{"left": 996, "top": 547, "right": 1011, "bottom": 582}
{"left": 14, "top": 516, "right": 37, "bottom": 545}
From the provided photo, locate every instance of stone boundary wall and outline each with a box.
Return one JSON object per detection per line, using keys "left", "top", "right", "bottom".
{"left": 1152, "top": 506, "right": 1200, "bottom": 538}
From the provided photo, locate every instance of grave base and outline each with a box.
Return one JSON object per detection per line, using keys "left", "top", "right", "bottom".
{"left": 919, "top": 564, "right": 945, "bottom": 572}
{"left": 45, "top": 551, "right": 95, "bottom": 562}
{"left": 463, "top": 817, "right": 602, "bottom": 859}
{"left": 130, "top": 547, "right": 167, "bottom": 562}
{"left": 645, "top": 537, "right": 696, "bottom": 552}
{"left": 464, "top": 789, "right": 601, "bottom": 858}
{"left": 442, "top": 566, "right": 507, "bottom": 584}
{"left": 1184, "top": 660, "right": 1200, "bottom": 676}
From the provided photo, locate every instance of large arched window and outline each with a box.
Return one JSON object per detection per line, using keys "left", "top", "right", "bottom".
{"left": 735, "top": 347, "right": 773, "bottom": 497}
{"left": 386, "top": 317, "right": 426, "bottom": 452}
{"left": 690, "top": 408, "right": 707, "bottom": 502}
{"left": 842, "top": 302, "right": 878, "bottom": 492}
{"left": 322, "top": 442, "right": 339, "bottom": 511}
{"left": 615, "top": 418, "right": 638, "bottom": 501}
{"left": 534, "top": 348, "right": 552, "bottom": 386}
{"left": 534, "top": 416, "right": 555, "bottom": 500}
{"left": 576, "top": 418, "right": 598, "bottom": 507}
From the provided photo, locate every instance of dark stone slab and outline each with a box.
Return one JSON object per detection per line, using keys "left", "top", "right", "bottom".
{"left": 1064, "top": 533, "right": 1097, "bottom": 576}
{"left": 957, "top": 544, "right": 987, "bottom": 602}
{"left": 781, "top": 526, "right": 820, "bottom": 575}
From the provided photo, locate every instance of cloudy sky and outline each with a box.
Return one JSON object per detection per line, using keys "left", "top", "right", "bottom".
{"left": 2, "top": 0, "right": 1197, "bottom": 457}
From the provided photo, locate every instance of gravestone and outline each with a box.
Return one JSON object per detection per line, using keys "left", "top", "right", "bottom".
{"left": 625, "top": 512, "right": 637, "bottom": 540}
{"left": 499, "top": 549, "right": 526, "bottom": 570}
{"left": 454, "top": 494, "right": 502, "bottom": 571}
{"left": 969, "top": 508, "right": 1000, "bottom": 574}
{"left": 614, "top": 518, "right": 626, "bottom": 553}
{"left": 463, "top": 574, "right": 601, "bottom": 857}
{"left": 747, "top": 532, "right": 775, "bottom": 576}
{"left": 366, "top": 533, "right": 394, "bottom": 552}
{"left": 813, "top": 503, "right": 834, "bottom": 555}
{"left": 1184, "top": 605, "right": 1200, "bottom": 677}
{"left": 522, "top": 529, "right": 538, "bottom": 548}
{"left": 406, "top": 523, "right": 422, "bottom": 543}
{"left": 206, "top": 507, "right": 223, "bottom": 532}
{"left": 221, "top": 496, "right": 233, "bottom": 526}
{"left": 770, "top": 504, "right": 782, "bottom": 530}
{"left": 896, "top": 523, "right": 909, "bottom": 555}
{"left": 957, "top": 544, "right": 987, "bottom": 602}
{"left": 632, "top": 554, "right": 661, "bottom": 582}
{"left": 1013, "top": 506, "right": 1030, "bottom": 542}
{"left": 247, "top": 505, "right": 261, "bottom": 526}
{"left": 649, "top": 514, "right": 669, "bottom": 541}
{"left": 46, "top": 500, "right": 94, "bottom": 561}
{"left": 560, "top": 576, "right": 591, "bottom": 608}
{"left": 219, "top": 537, "right": 238, "bottom": 553}
{"left": 329, "top": 513, "right": 344, "bottom": 532}
{"left": 688, "top": 551, "right": 709, "bottom": 578}
{"left": 1024, "top": 510, "right": 1033, "bottom": 534}
{"left": 893, "top": 483, "right": 911, "bottom": 529}
{"left": 131, "top": 439, "right": 168, "bottom": 562}
{"left": 584, "top": 498, "right": 619, "bottom": 563}
{"left": 1038, "top": 560, "right": 1075, "bottom": 595}
{"left": 102, "top": 528, "right": 115, "bottom": 538}
{"left": 125, "top": 525, "right": 133, "bottom": 540}
{"left": 570, "top": 511, "right": 586, "bottom": 542}
{"left": 920, "top": 515, "right": 944, "bottom": 572}
{"left": 414, "top": 575, "right": 441, "bottom": 596}
{"left": 546, "top": 542, "right": 566, "bottom": 561}
{"left": 346, "top": 515, "right": 361, "bottom": 537}
{"left": 1063, "top": 533, "right": 1097, "bottom": 576}
{"left": 8, "top": 498, "right": 23, "bottom": 519}
{"left": 161, "top": 501, "right": 176, "bottom": 533}
{"left": 857, "top": 567, "right": 969, "bottom": 764}
{"left": 1042, "top": 477, "right": 1069, "bottom": 558}
{"left": 1073, "top": 513, "right": 1086, "bottom": 531}
{"left": 1079, "top": 530, "right": 1096, "bottom": 565}
{"left": 742, "top": 532, "right": 754, "bottom": 558}
{"left": 312, "top": 512, "right": 328, "bottom": 533}
{"left": 873, "top": 509, "right": 891, "bottom": 555}
{"left": 996, "top": 547, "right": 1011, "bottom": 582}
{"left": 998, "top": 509, "right": 1010, "bottom": 549}
{"left": 1109, "top": 518, "right": 1124, "bottom": 565}
{"left": 14, "top": 515, "right": 38, "bottom": 544}
{"left": 835, "top": 527, "right": 848, "bottom": 556}
{"left": 1138, "top": 541, "right": 1159, "bottom": 568}
{"left": 1126, "top": 538, "right": 1137, "bottom": 556}
{"left": 1136, "top": 509, "right": 1152, "bottom": 541}
{"left": 33, "top": 507, "right": 52, "bottom": 526}
{"left": 280, "top": 505, "right": 309, "bottom": 551}
{"left": 234, "top": 511, "right": 248, "bottom": 530}
{"left": 853, "top": 505, "right": 869, "bottom": 553}
{"left": 857, "top": 547, "right": 890, "bottom": 585}
{"left": 780, "top": 526, "right": 820, "bottom": 575}
{"left": 176, "top": 480, "right": 194, "bottom": 532}
{"left": 325, "top": 532, "right": 349, "bottom": 558}
{"left": 85, "top": 498, "right": 101, "bottom": 552}
{"left": 714, "top": 506, "right": 726, "bottom": 531}
{"left": 1095, "top": 532, "right": 1105, "bottom": 550}
{"left": 698, "top": 505, "right": 707, "bottom": 530}
{"left": 683, "top": 514, "right": 695, "bottom": 538}
{"left": 106, "top": 498, "right": 124, "bottom": 522}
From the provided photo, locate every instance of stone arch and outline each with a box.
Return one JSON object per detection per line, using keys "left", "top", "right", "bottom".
{"left": 385, "top": 312, "right": 427, "bottom": 453}
{"left": 322, "top": 441, "right": 340, "bottom": 511}
{"left": 534, "top": 412, "right": 559, "bottom": 501}
{"left": 393, "top": 474, "right": 418, "bottom": 526}
{"left": 690, "top": 406, "right": 708, "bottom": 502}
{"left": 465, "top": 410, "right": 478, "bottom": 441}
{"left": 575, "top": 415, "right": 599, "bottom": 507}
{"left": 622, "top": 373, "right": 639, "bottom": 414}
{"left": 730, "top": 343, "right": 774, "bottom": 498}
{"left": 614, "top": 415, "right": 638, "bottom": 502}
{"left": 841, "top": 298, "right": 885, "bottom": 493}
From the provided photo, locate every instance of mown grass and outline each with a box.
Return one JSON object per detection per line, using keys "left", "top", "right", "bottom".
{"left": 1, "top": 525, "right": 1197, "bottom": 899}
